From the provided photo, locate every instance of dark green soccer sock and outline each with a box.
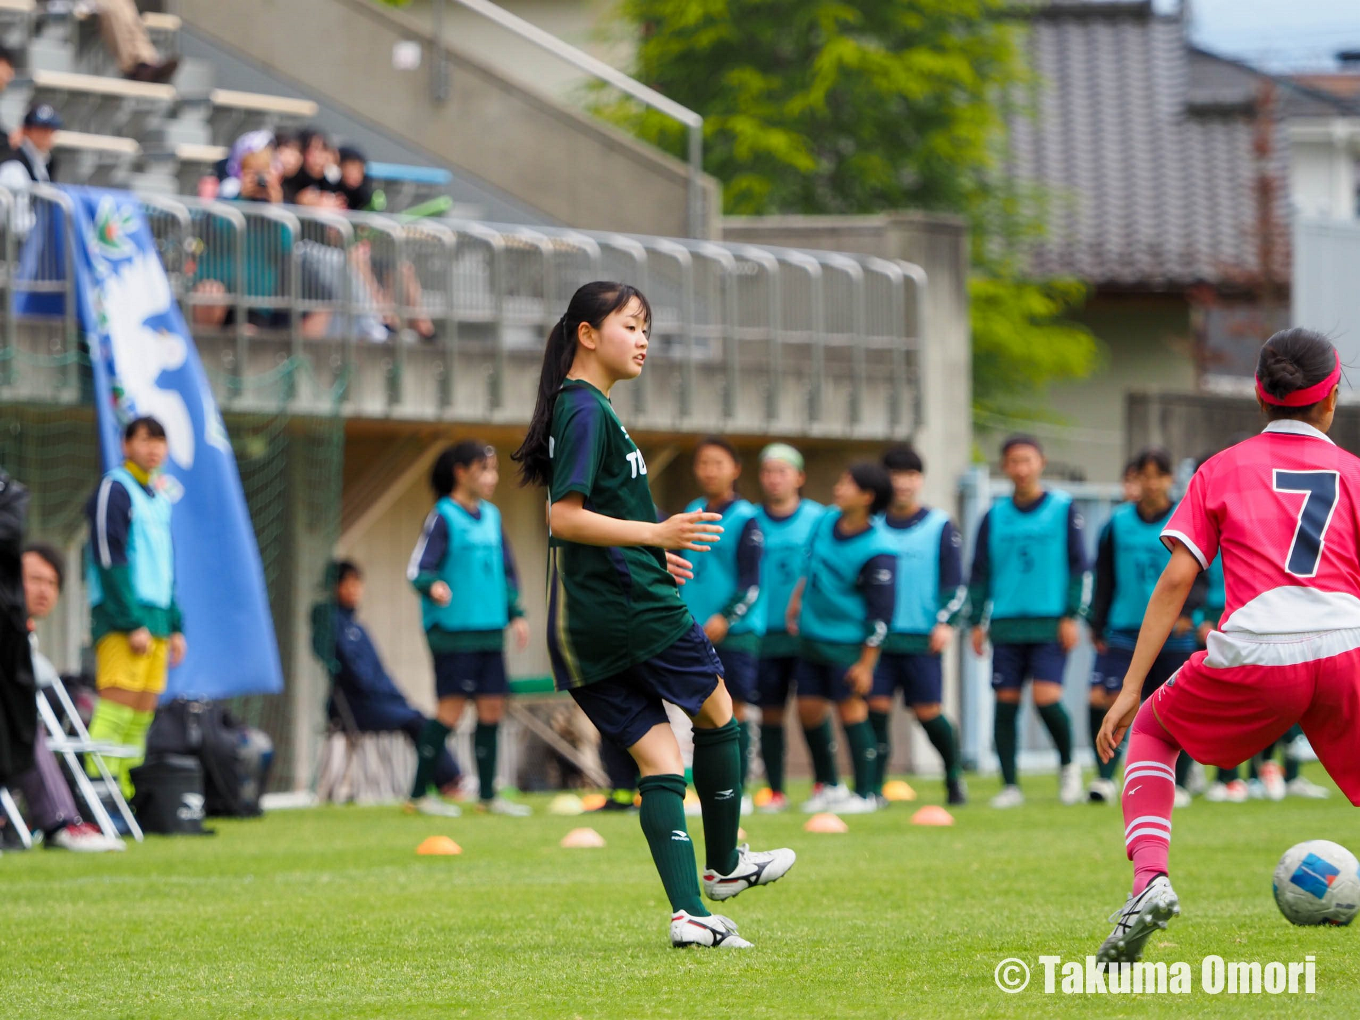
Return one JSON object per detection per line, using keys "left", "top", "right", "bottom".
{"left": 410, "top": 718, "right": 453, "bottom": 800}
{"left": 843, "top": 720, "right": 877, "bottom": 798}
{"left": 1283, "top": 726, "right": 1302, "bottom": 782}
{"left": 868, "top": 710, "right": 891, "bottom": 793}
{"left": 474, "top": 722, "right": 498, "bottom": 802}
{"left": 803, "top": 717, "right": 839, "bottom": 788}
{"left": 920, "top": 714, "right": 961, "bottom": 782}
{"left": 1218, "top": 765, "right": 1240, "bottom": 783}
{"left": 994, "top": 700, "right": 1019, "bottom": 787}
{"left": 760, "top": 723, "right": 786, "bottom": 794}
{"left": 1037, "top": 701, "right": 1074, "bottom": 767}
{"left": 691, "top": 718, "right": 742, "bottom": 875}
{"left": 637, "top": 774, "right": 707, "bottom": 916}
{"left": 1091, "top": 705, "right": 1119, "bottom": 779}
{"left": 736, "top": 717, "right": 751, "bottom": 791}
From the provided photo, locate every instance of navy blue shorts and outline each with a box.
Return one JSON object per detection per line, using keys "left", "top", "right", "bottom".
{"left": 1091, "top": 646, "right": 1192, "bottom": 699}
{"left": 715, "top": 646, "right": 758, "bottom": 704}
{"left": 990, "top": 642, "right": 1066, "bottom": 691}
{"left": 871, "top": 652, "right": 943, "bottom": 705}
{"left": 434, "top": 650, "right": 508, "bottom": 700}
{"left": 792, "top": 657, "right": 856, "bottom": 704}
{"left": 755, "top": 656, "right": 799, "bottom": 708}
{"left": 569, "top": 622, "right": 722, "bottom": 750}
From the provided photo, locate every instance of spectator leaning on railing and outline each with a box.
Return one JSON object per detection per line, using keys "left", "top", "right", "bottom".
{"left": 12, "top": 542, "right": 124, "bottom": 851}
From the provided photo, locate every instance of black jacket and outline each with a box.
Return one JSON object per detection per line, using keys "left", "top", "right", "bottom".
{"left": 0, "top": 469, "right": 35, "bottom": 781}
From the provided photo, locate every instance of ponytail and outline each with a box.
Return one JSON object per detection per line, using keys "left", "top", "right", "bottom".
{"left": 513, "top": 281, "right": 652, "bottom": 488}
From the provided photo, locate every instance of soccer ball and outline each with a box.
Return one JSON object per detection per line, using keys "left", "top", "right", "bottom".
{"left": 1273, "top": 840, "right": 1360, "bottom": 926}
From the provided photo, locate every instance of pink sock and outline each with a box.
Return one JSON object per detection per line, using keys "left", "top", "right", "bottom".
{"left": 1122, "top": 702, "right": 1182, "bottom": 895}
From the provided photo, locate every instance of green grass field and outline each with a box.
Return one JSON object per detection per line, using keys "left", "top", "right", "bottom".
{"left": 2, "top": 769, "right": 1357, "bottom": 1020}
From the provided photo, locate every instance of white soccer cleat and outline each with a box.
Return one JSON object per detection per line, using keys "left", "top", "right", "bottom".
{"left": 1097, "top": 875, "right": 1180, "bottom": 965}
{"left": 670, "top": 910, "right": 752, "bottom": 948}
{"left": 406, "top": 794, "right": 462, "bottom": 818}
{"left": 1173, "top": 786, "right": 1192, "bottom": 809}
{"left": 991, "top": 784, "right": 1024, "bottom": 809}
{"left": 1059, "top": 762, "right": 1084, "bottom": 805}
{"left": 1205, "top": 780, "right": 1248, "bottom": 804}
{"left": 757, "top": 792, "right": 789, "bottom": 814}
{"left": 1185, "top": 760, "right": 1207, "bottom": 796}
{"left": 1087, "top": 778, "right": 1117, "bottom": 804}
{"left": 800, "top": 782, "right": 849, "bottom": 813}
{"left": 702, "top": 843, "right": 797, "bottom": 902}
{"left": 740, "top": 794, "right": 754, "bottom": 817}
{"left": 834, "top": 793, "right": 879, "bottom": 814}
{"left": 479, "top": 797, "right": 531, "bottom": 817}
{"left": 1258, "top": 762, "right": 1286, "bottom": 801}
{"left": 1286, "top": 776, "right": 1331, "bottom": 799}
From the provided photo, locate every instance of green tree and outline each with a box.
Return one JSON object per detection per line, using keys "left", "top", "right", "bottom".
{"left": 597, "top": 0, "right": 1098, "bottom": 419}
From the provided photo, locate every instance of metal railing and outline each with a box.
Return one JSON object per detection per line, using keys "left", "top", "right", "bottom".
{"left": 0, "top": 187, "right": 927, "bottom": 437}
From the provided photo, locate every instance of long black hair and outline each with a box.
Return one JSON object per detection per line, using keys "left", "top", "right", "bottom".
{"left": 513, "top": 281, "right": 652, "bottom": 488}
{"left": 1256, "top": 328, "right": 1338, "bottom": 420}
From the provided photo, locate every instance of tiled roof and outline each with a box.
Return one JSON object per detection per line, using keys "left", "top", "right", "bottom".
{"left": 1006, "top": 3, "right": 1356, "bottom": 288}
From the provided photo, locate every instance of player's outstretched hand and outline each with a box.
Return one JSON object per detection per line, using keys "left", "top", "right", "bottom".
{"left": 665, "top": 552, "right": 694, "bottom": 585}
{"left": 1097, "top": 687, "right": 1140, "bottom": 762}
{"left": 654, "top": 511, "right": 723, "bottom": 553}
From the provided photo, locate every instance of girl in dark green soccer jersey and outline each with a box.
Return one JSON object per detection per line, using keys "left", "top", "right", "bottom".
{"left": 513, "top": 281, "right": 795, "bottom": 949}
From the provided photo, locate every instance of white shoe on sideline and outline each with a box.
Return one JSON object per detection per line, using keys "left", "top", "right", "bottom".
{"left": 1087, "top": 778, "right": 1117, "bottom": 804}
{"left": 670, "top": 910, "right": 752, "bottom": 948}
{"left": 801, "top": 782, "right": 849, "bottom": 813}
{"left": 48, "top": 822, "right": 124, "bottom": 852}
{"left": 834, "top": 793, "right": 879, "bottom": 815}
{"left": 479, "top": 797, "right": 531, "bottom": 817}
{"left": 1258, "top": 762, "right": 1286, "bottom": 801}
{"left": 1286, "top": 776, "right": 1331, "bottom": 799}
{"left": 406, "top": 795, "right": 461, "bottom": 818}
{"left": 702, "top": 843, "right": 796, "bottom": 901}
{"left": 991, "top": 784, "right": 1024, "bottom": 809}
{"left": 1059, "top": 762, "right": 1083, "bottom": 805}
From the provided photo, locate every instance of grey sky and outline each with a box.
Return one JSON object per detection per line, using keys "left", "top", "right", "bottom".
{"left": 1185, "top": 0, "right": 1360, "bottom": 70}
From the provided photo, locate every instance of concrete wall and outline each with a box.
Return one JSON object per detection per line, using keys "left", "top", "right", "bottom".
{"left": 1020, "top": 293, "right": 1196, "bottom": 482}
{"left": 393, "top": 0, "right": 627, "bottom": 101}
{"left": 172, "top": 0, "right": 719, "bottom": 237}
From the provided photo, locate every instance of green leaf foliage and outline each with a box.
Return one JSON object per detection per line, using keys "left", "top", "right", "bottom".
{"left": 599, "top": 0, "right": 1100, "bottom": 420}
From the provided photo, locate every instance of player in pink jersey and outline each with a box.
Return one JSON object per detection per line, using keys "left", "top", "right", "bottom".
{"left": 1093, "top": 328, "right": 1360, "bottom": 964}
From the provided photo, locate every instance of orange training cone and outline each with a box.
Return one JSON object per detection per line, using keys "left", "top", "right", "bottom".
{"left": 803, "top": 812, "right": 849, "bottom": 833}
{"left": 580, "top": 793, "right": 607, "bottom": 812}
{"left": 910, "top": 805, "right": 954, "bottom": 826}
{"left": 560, "top": 827, "right": 607, "bottom": 848}
{"left": 882, "top": 779, "right": 917, "bottom": 802}
{"left": 416, "top": 835, "right": 463, "bottom": 855}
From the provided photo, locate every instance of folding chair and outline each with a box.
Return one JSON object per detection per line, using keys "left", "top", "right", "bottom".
{"left": 313, "top": 686, "right": 411, "bottom": 805}
{"left": 35, "top": 673, "right": 142, "bottom": 843}
{"left": 0, "top": 784, "right": 32, "bottom": 849}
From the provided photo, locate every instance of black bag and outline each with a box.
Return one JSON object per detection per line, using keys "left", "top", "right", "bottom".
{"left": 146, "top": 699, "right": 273, "bottom": 818}
{"left": 129, "top": 753, "right": 208, "bottom": 835}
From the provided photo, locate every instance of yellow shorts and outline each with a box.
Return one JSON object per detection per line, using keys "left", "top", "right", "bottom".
{"left": 95, "top": 633, "right": 170, "bottom": 694}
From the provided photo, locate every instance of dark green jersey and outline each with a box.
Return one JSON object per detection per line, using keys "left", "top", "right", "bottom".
{"left": 546, "top": 380, "right": 692, "bottom": 688}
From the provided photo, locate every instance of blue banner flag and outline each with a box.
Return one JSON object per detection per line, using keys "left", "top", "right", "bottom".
{"left": 65, "top": 186, "right": 283, "bottom": 699}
